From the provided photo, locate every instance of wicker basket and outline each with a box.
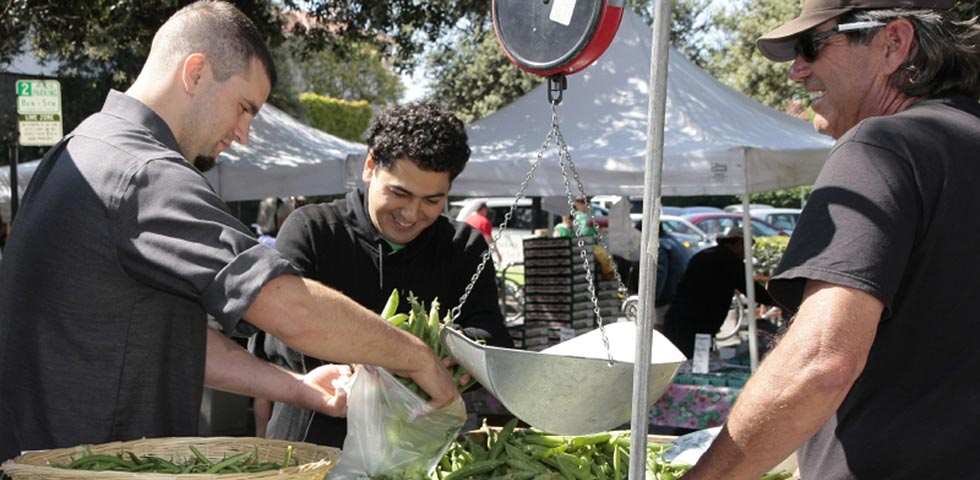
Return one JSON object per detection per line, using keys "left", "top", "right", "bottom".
{"left": 0, "top": 437, "right": 340, "bottom": 479}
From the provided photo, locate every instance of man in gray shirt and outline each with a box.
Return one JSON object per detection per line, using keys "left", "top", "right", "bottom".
{"left": 0, "top": 0, "right": 456, "bottom": 462}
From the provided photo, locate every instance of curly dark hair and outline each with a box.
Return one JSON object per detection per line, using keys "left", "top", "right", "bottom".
{"left": 366, "top": 101, "right": 471, "bottom": 180}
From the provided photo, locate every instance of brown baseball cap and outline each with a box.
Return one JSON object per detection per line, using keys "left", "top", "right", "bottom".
{"left": 756, "top": 0, "right": 955, "bottom": 62}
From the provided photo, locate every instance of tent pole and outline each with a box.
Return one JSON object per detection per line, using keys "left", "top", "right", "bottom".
{"left": 629, "top": 0, "right": 671, "bottom": 477}
{"left": 742, "top": 162, "right": 760, "bottom": 372}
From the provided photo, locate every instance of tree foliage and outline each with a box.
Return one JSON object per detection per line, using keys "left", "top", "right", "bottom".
{"left": 293, "top": 40, "right": 403, "bottom": 108}
{"left": 283, "top": 0, "right": 488, "bottom": 73}
{"left": 298, "top": 93, "right": 372, "bottom": 142}
{"left": 425, "top": 21, "right": 543, "bottom": 124}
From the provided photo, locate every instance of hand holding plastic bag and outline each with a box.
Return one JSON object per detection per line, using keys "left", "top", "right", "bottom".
{"left": 327, "top": 365, "right": 466, "bottom": 480}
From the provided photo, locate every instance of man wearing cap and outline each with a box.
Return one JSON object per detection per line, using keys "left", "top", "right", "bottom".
{"left": 662, "top": 227, "right": 773, "bottom": 357}
{"left": 683, "top": 2, "right": 980, "bottom": 479}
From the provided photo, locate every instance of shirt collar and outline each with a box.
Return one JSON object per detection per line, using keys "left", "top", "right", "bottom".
{"left": 101, "top": 90, "right": 182, "bottom": 155}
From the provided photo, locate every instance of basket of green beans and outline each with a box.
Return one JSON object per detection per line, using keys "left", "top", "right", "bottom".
{"left": 0, "top": 436, "right": 340, "bottom": 479}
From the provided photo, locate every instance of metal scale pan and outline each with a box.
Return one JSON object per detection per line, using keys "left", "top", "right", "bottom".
{"left": 441, "top": 322, "right": 685, "bottom": 435}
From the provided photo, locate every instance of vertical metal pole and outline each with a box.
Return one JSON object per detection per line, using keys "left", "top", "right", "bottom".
{"left": 629, "top": 0, "right": 672, "bottom": 478}
{"left": 741, "top": 167, "right": 759, "bottom": 372}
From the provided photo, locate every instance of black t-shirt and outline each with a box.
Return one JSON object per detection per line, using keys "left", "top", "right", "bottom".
{"left": 769, "top": 95, "right": 980, "bottom": 479}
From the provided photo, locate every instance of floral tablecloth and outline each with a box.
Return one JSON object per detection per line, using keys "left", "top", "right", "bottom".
{"left": 649, "top": 382, "right": 741, "bottom": 430}
{"left": 463, "top": 379, "right": 742, "bottom": 431}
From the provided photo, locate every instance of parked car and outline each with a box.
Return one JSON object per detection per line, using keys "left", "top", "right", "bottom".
{"left": 449, "top": 198, "right": 538, "bottom": 266}
{"left": 683, "top": 212, "right": 788, "bottom": 237}
{"left": 750, "top": 208, "right": 802, "bottom": 234}
{"left": 681, "top": 206, "right": 725, "bottom": 216}
{"left": 660, "top": 215, "right": 713, "bottom": 251}
{"left": 723, "top": 203, "right": 774, "bottom": 213}
{"left": 450, "top": 197, "right": 536, "bottom": 231}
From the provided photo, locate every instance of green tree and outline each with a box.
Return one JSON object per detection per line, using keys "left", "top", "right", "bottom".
{"left": 708, "top": 0, "right": 806, "bottom": 110}
{"left": 425, "top": 21, "right": 543, "bottom": 124}
{"left": 294, "top": 40, "right": 403, "bottom": 107}
{"left": 287, "top": 0, "right": 488, "bottom": 72}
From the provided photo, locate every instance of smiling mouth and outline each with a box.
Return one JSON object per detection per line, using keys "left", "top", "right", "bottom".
{"left": 393, "top": 216, "right": 415, "bottom": 229}
{"left": 809, "top": 91, "right": 826, "bottom": 101}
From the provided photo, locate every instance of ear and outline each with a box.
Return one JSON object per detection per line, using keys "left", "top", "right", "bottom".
{"left": 180, "top": 53, "right": 208, "bottom": 95}
{"left": 879, "top": 18, "right": 916, "bottom": 76}
{"left": 362, "top": 151, "right": 377, "bottom": 184}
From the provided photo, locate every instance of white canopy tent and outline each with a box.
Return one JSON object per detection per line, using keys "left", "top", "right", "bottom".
{"left": 0, "top": 103, "right": 365, "bottom": 209}
{"left": 453, "top": 9, "right": 833, "bottom": 198}
{"left": 204, "top": 104, "right": 366, "bottom": 201}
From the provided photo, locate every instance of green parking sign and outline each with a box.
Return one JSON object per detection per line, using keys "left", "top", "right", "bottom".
{"left": 15, "top": 79, "right": 63, "bottom": 146}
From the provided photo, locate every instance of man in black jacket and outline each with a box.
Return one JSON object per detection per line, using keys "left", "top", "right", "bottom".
{"left": 261, "top": 101, "right": 513, "bottom": 446}
{"left": 663, "top": 227, "right": 774, "bottom": 357}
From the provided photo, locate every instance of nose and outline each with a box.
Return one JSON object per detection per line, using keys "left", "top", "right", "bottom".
{"left": 400, "top": 200, "right": 421, "bottom": 222}
{"left": 234, "top": 116, "right": 253, "bottom": 144}
{"left": 788, "top": 56, "right": 811, "bottom": 82}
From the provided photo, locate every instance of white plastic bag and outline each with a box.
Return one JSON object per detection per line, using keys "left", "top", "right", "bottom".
{"left": 327, "top": 366, "right": 465, "bottom": 480}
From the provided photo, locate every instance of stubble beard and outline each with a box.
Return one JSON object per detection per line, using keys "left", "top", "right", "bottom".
{"left": 194, "top": 155, "right": 216, "bottom": 172}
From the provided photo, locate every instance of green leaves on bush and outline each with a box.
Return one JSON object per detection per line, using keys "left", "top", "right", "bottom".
{"left": 298, "top": 92, "right": 372, "bottom": 142}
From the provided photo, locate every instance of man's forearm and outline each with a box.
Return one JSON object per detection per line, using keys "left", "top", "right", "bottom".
{"left": 683, "top": 282, "right": 881, "bottom": 479}
{"left": 204, "top": 327, "right": 302, "bottom": 402}
{"left": 245, "top": 275, "right": 430, "bottom": 370}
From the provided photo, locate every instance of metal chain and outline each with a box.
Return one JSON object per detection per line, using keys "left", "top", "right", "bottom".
{"left": 452, "top": 103, "right": 621, "bottom": 366}
{"left": 551, "top": 106, "right": 615, "bottom": 365}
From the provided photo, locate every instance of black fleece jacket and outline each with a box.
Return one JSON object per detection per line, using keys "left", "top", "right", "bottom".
{"left": 264, "top": 189, "right": 512, "bottom": 446}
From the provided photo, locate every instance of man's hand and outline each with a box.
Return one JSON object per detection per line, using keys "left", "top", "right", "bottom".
{"left": 293, "top": 364, "right": 353, "bottom": 417}
{"left": 390, "top": 346, "right": 459, "bottom": 409}
{"left": 443, "top": 356, "right": 471, "bottom": 387}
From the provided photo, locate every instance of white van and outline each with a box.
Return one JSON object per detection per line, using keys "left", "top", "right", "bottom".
{"left": 449, "top": 198, "right": 541, "bottom": 266}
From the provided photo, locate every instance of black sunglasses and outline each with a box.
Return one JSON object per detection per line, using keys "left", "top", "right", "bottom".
{"left": 793, "top": 21, "right": 886, "bottom": 62}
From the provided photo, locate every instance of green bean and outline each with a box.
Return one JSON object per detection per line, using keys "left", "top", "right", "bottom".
{"left": 381, "top": 288, "right": 399, "bottom": 319}
{"left": 67, "top": 454, "right": 136, "bottom": 471}
{"left": 189, "top": 445, "right": 213, "bottom": 466}
{"left": 281, "top": 444, "right": 293, "bottom": 469}
{"left": 387, "top": 313, "right": 409, "bottom": 327}
{"left": 489, "top": 417, "right": 519, "bottom": 460}
{"left": 441, "top": 459, "right": 504, "bottom": 480}
{"left": 206, "top": 451, "right": 253, "bottom": 474}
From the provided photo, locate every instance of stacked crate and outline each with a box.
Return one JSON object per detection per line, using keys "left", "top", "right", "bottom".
{"left": 520, "top": 237, "right": 597, "bottom": 350}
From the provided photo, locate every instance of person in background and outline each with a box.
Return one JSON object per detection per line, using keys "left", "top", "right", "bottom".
{"left": 464, "top": 201, "right": 492, "bottom": 243}
{"left": 625, "top": 222, "right": 693, "bottom": 330}
{"left": 254, "top": 196, "right": 295, "bottom": 247}
{"left": 553, "top": 215, "right": 575, "bottom": 238}
{"left": 571, "top": 197, "right": 598, "bottom": 238}
{"left": 262, "top": 101, "right": 513, "bottom": 447}
{"left": 683, "top": 1, "right": 980, "bottom": 478}
{"left": 464, "top": 201, "right": 501, "bottom": 264}
{"left": 0, "top": 0, "right": 456, "bottom": 462}
{"left": 662, "top": 227, "right": 773, "bottom": 357}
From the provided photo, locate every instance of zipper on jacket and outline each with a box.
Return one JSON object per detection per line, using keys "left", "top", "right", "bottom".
{"left": 377, "top": 241, "right": 384, "bottom": 292}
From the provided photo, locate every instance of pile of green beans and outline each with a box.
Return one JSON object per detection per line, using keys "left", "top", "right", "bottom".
{"left": 381, "top": 289, "right": 477, "bottom": 400}
{"left": 52, "top": 445, "right": 296, "bottom": 474}
{"left": 425, "top": 419, "right": 793, "bottom": 480}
